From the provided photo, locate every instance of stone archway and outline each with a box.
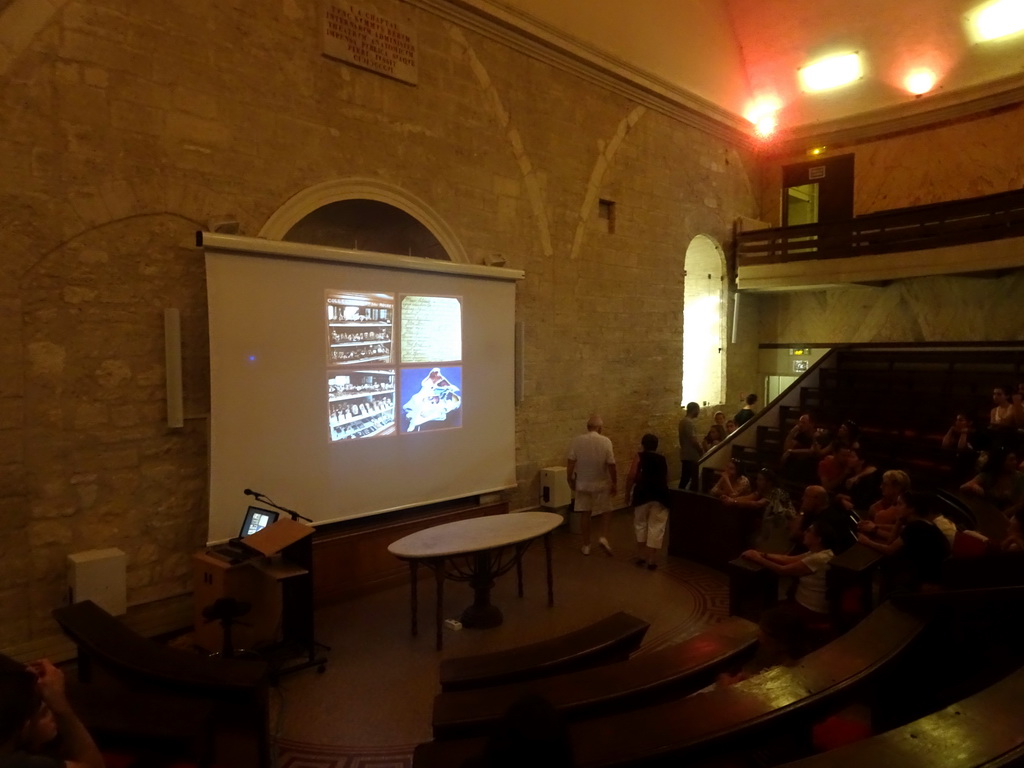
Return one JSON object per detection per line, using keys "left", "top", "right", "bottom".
{"left": 682, "top": 234, "right": 727, "bottom": 407}
{"left": 259, "top": 178, "right": 468, "bottom": 263}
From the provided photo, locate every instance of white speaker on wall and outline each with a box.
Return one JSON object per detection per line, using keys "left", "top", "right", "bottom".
{"left": 514, "top": 320, "right": 525, "bottom": 404}
{"left": 68, "top": 548, "right": 127, "bottom": 616}
{"left": 165, "top": 308, "right": 184, "bottom": 428}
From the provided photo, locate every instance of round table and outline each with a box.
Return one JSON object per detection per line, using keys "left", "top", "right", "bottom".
{"left": 388, "top": 511, "right": 563, "bottom": 650}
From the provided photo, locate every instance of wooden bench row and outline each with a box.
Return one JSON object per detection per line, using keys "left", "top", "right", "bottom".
{"left": 432, "top": 616, "right": 758, "bottom": 739}
{"left": 438, "top": 610, "right": 650, "bottom": 692}
{"left": 415, "top": 601, "right": 927, "bottom": 767}
{"left": 51, "top": 600, "right": 271, "bottom": 768}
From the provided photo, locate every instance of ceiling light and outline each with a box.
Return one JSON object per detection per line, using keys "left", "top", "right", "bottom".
{"left": 971, "top": 0, "right": 1024, "bottom": 41}
{"left": 754, "top": 114, "right": 777, "bottom": 138}
{"left": 904, "top": 68, "right": 937, "bottom": 94}
{"left": 744, "top": 95, "right": 782, "bottom": 124}
{"left": 799, "top": 53, "right": 863, "bottom": 92}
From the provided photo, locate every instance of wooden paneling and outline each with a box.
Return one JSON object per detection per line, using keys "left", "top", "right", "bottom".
{"left": 311, "top": 501, "right": 510, "bottom": 605}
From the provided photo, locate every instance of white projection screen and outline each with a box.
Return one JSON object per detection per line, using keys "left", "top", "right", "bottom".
{"left": 201, "top": 233, "right": 522, "bottom": 542}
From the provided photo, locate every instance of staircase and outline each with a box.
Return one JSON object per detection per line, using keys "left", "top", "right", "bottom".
{"left": 701, "top": 344, "right": 1024, "bottom": 492}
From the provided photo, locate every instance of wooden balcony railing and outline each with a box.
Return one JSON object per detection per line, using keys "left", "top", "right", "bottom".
{"left": 737, "top": 187, "right": 1024, "bottom": 265}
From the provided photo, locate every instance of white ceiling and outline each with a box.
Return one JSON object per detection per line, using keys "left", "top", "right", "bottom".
{"left": 463, "top": 0, "right": 1024, "bottom": 136}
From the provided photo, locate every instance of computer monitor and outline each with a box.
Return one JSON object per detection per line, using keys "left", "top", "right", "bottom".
{"left": 239, "top": 505, "right": 279, "bottom": 538}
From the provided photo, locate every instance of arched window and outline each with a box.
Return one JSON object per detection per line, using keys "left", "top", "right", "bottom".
{"left": 284, "top": 199, "right": 449, "bottom": 260}
{"left": 682, "top": 235, "right": 726, "bottom": 407}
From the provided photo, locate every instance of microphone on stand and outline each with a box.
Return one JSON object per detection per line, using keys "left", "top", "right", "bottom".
{"left": 243, "top": 488, "right": 259, "bottom": 497}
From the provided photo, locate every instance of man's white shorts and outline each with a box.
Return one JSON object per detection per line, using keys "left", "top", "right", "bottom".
{"left": 574, "top": 488, "right": 610, "bottom": 514}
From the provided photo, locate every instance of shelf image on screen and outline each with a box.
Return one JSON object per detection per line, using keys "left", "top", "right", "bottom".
{"left": 328, "top": 370, "right": 396, "bottom": 441}
{"left": 327, "top": 292, "right": 394, "bottom": 365}
{"left": 400, "top": 366, "right": 462, "bottom": 433}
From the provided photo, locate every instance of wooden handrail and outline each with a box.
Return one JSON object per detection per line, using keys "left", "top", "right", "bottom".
{"left": 737, "top": 187, "right": 1024, "bottom": 265}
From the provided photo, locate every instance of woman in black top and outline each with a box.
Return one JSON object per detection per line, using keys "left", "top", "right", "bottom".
{"left": 625, "top": 433, "right": 670, "bottom": 569}
{"left": 857, "top": 490, "right": 950, "bottom": 593}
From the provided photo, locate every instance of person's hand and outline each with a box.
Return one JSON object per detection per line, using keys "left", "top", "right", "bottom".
{"left": 857, "top": 533, "right": 872, "bottom": 545}
{"left": 741, "top": 549, "right": 760, "bottom": 560}
{"left": 857, "top": 520, "right": 875, "bottom": 532}
{"left": 844, "top": 477, "right": 856, "bottom": 489}
{"left": 26, "top": 659, "right": 71, "bottom": 716}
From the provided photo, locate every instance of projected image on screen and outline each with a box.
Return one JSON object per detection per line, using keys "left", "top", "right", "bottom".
{"left": 401, "top": 295, "right": 462, "bottom": 363}
{"left": 328, "top": 370, "right": 396, "bottom": 441}
{"left": 326, "top": 292, "right": 393, "bottom": 365}
{"left": 400, "top": 366, "right": 462, "bottom": 432}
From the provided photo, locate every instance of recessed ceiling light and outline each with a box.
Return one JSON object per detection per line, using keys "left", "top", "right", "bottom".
{"left": 971, "top": 0, "right": 1024, "bottom": 41}
{"left": 799, "top": 53, "right": 863, "bottom": 92}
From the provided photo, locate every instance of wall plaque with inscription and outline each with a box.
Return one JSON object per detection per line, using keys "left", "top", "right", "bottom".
{"left": 323, "top": 2, "right": 418, "bottom": 85}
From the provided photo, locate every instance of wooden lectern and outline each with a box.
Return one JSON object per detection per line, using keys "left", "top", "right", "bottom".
{"left": 194, "top": 518, "right": 326, "bottom": 675}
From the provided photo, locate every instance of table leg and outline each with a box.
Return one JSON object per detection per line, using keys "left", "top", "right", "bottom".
{"left": 460, "top": 551, "right": 503, "bottom": 629}
{"left": 516, "top": 548, "right": 524, "bottom": 598}
{"left": 544, "top": 532, "right": 554, "bottom": 607}
{"left": 435, "top": 563, "right": 445, "bottom": 651}
{"left": 410, "top": 561, "right": 418, "bottom": 637}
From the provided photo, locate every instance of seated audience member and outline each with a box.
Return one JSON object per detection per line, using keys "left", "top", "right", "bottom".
{"left": 858, "top": 469, "right": 912, "bottom": 542}
{"left": 857, "top": 491, "right": 951, "bottom": 592}
{"left": 0, "top": 654, "right": 104, "bottom": 768}
{"left": 708, "top": 458, "right": 751, "bottom": 500}
{"left": 724, "top": 418, "right": 737, "bottom": 434}
{"left": 1001, "top": 509, "right": 1024, "bottom": 552}
{"left": 702, "top": 411, "right": 728, "bottom": 452}
{"left": 942, "top": 412, "right": 980, "bottom": 483}
{"left": 624, "top": 433, "right": 670, "bottom": 570}
{"left": 817, "top": 446, "right": 856, "bottom": 494}
{"left": 791, "top": 486, "right": 857, "bottom": 554}
{"left": 734, "top": 393, "right": 758, "bottom": 428}
{"left": 723, "top": 468, "right": 796, "bottom": 548}
{"left": 835, "top": 450, "right": 881, "bottom": 512}
{"left": 781, "top": 413, "right": 823, "bottom": 484}
{"left": 987, "top": 386, "right": 1023, "bottom": 452}
{"left": 960, "top": 447, "right": 1024, "bottom": 513}
{"left": 742, "top": 520, "right": 837, "bottom": 632}
{"left": 819, "top": 420, "right": 861, "bottom": 457}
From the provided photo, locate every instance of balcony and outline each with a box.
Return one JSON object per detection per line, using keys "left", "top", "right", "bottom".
{"left": 735, "top": 188, "right": 1024, "bottom": 292}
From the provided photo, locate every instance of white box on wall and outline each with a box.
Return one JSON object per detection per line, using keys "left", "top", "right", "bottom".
{"left": 68, "top": 548, "right": 127, "bottom": 616}
{"left": 540, "top": 466, "right": 572, "bottom": 509}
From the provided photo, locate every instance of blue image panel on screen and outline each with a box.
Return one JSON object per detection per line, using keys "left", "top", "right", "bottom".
{"left": 400, "top": 366, "right": 462, "bottom": 433}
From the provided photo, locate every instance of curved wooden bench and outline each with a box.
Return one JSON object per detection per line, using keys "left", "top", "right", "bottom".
{"left": 52, "top": 600, "right": 271, "bottom": 768}
{"left": 415, "top": 601, "right": 926, "bottom": 768}
{"left": 777, "top": 662, "right": 1024, "bottom": 768}
{"left": 438, "top": 610, "right": 649, "bottom": 692}
{"left": 432, "top": 617, "right": 758, "bottom": 739}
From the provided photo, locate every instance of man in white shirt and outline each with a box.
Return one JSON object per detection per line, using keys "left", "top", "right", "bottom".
{"left": 567, "top": 415, "right": 617, "bottom": 556}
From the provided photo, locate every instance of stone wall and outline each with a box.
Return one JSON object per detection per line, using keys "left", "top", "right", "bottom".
{"left": 0, "top": 0, "right": 759, "bottom": 649}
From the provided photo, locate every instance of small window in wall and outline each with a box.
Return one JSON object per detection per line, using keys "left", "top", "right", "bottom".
{"left": 682, "top": 235, "right": 726, "bottom": 407}
{"left": 598, "top": 199, "right": 616, "bottom": 234}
